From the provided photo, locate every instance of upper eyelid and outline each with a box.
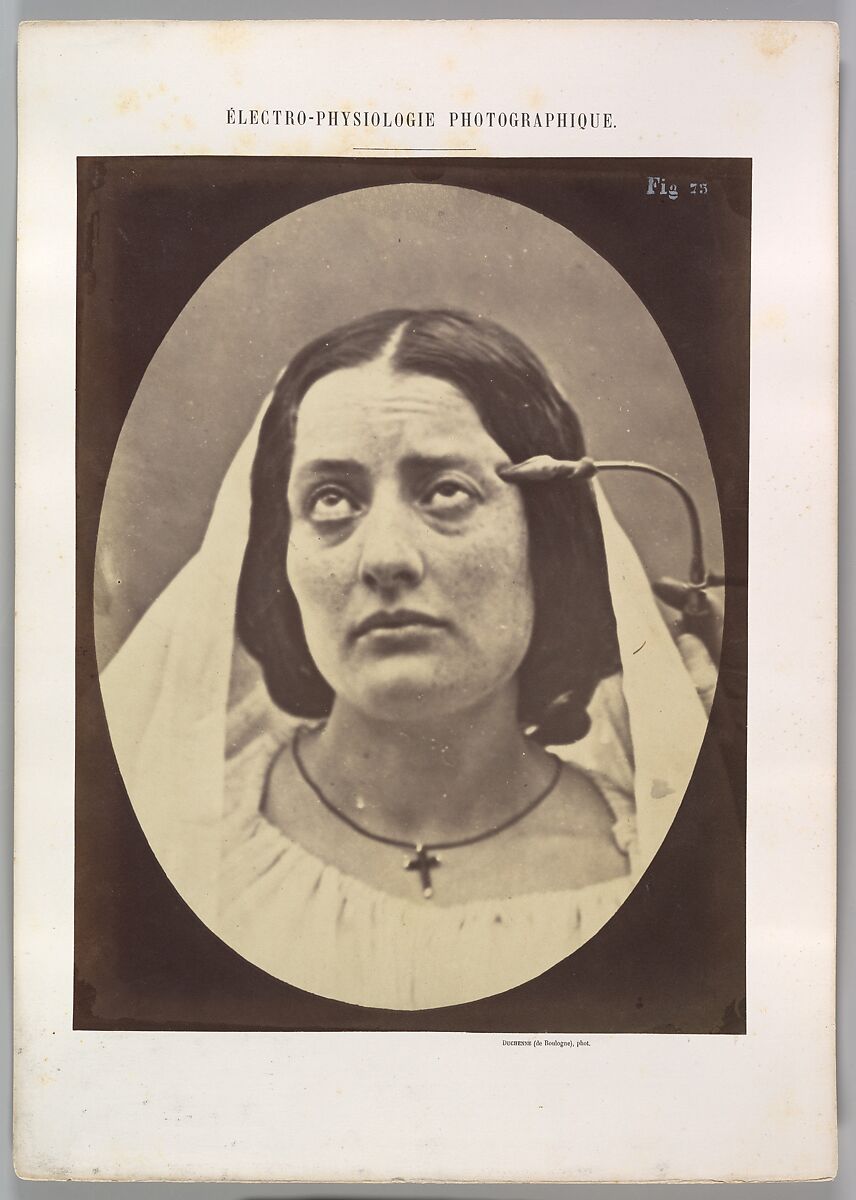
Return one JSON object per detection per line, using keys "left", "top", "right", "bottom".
{"left": 412, "top": 463, "right": 484, "bottom": 490}
{"left": 420, "top": 476, "right": 477, "bottom": 499}
{"left": 290, "top": 461, "right": 365, "bottom": 498}
{"left": 305, "top": 479, "right": 472, "bottom": 507}
{"left": 301, "top": 483, "right": 362, "bottom": 521}
{"left": 299, "top": 477, "right": 361, "bottom": 503}
{"left": 309, "top": 480, "right": 356, "bottom": 497}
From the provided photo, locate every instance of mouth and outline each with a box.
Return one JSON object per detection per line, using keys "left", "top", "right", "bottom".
{"left": 351, "top": 610, "right": 448, "bottom": 641}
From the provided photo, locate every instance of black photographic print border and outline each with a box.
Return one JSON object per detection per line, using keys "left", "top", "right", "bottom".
{"left": 74, "top": 155, "right": 749, "bottom": 1034}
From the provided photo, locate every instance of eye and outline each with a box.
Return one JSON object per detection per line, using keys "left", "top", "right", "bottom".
{"left": 307, "top": 486, "right": 361, "bottom": 523}
{"left": 420, "top": 478, "right": 478, "bottom": 515}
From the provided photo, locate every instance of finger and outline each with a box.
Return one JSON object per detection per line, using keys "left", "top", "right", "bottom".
{"left": 676, "top": 631, "right": 718, "bottom": 715}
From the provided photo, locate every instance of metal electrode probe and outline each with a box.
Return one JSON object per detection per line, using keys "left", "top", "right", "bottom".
{"left": 498, "top": 455, "right": 729, "bottom": 664}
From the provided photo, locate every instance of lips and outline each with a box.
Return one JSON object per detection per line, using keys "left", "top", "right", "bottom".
{"left": 351, "top": 610, "right": 447, "bottom": 640}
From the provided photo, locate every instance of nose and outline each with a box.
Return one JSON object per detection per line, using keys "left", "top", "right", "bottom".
{"left": 357, "top": 493, "right": 424, "bottom": 593}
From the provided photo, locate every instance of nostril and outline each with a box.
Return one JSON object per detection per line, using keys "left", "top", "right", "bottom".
{"left": 357, "top": 521, "right": 424, "bottom": 589}
{"left": 361, "top": 560, "right": 421, "bottom": 589}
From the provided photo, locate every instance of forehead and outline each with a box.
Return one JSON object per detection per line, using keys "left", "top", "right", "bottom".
{"left": 292, "top": 362, "right": 501, "bottom": 462}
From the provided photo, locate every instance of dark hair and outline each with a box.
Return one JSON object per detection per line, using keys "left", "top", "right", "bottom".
{"left": 236, "top": 309, "right": 620, "bottom": 744}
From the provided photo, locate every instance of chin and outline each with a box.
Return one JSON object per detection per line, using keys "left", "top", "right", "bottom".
{"left": 344, "top": 664, "right": 488, "bottom": 725}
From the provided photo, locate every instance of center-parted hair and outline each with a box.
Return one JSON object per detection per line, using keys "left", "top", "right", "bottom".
{"left": 236, "top": 309, "right": 621, "bottom": 745}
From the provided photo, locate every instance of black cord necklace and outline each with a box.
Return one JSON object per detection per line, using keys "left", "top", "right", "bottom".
{"left": 291, "top": 726, "right": 563, "bottom": 899}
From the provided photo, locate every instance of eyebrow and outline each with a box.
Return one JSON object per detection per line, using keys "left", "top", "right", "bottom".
{"left": 401, "top": 453, "right": 490, "bottom": 475}
{"left": 291, "top": 458, "right": 365, "bottom": 484}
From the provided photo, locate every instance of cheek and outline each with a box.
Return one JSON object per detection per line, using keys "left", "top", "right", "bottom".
{"left": 447, "top": 509, "right": 534, "bottom": 642}
{"left": 285, "top": 528, "right": 350, "bottom": 626}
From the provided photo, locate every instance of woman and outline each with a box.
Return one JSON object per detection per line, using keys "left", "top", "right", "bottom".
{"left": 101, "top": 308, "right": 709, "bottom": 1010}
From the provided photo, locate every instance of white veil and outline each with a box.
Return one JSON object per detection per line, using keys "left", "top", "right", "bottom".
{"left": 100, "top": 394, "right": 710, "bottom": 937}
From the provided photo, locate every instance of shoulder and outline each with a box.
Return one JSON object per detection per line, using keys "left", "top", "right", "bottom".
{"left": 530, "top": 757, "right": 622, "bottom": 839}
{"left": 518, "top": 755, "right": 632, "bottom": 887}
{"left": 226, "top": 680, "right": 299, "bottom": 758}
{"left": 223, "top": 687, "right": 304, "bottom": 821}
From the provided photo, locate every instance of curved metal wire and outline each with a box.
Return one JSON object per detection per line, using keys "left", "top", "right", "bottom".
{"left": 497, "top": 455, "right": 710, "bottom": 589}
{"left": 593, "top": 461, "right": 706, "bottom": 585}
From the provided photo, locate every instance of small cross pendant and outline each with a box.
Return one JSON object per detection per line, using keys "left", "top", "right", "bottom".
{"left": 404, "top": 844, "right": 442, "bottom": 898}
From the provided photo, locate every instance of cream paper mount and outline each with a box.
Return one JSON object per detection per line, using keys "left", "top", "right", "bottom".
{"left": 15, "top": 19, "right": 838, "bottom": 1185}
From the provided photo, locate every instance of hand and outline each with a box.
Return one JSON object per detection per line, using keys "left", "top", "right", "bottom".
{"left": 674, "top": 592, "right": 724, "bottom": 717}
{"left": 677, "top": 629, "right": 719, "bottom": 715}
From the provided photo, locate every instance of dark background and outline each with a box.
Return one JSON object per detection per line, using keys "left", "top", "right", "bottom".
{"left": 75, "top": 156, "right": 749, "bottom": 1033}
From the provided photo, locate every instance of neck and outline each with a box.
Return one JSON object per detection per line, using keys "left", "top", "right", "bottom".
{"left": 303, "top": 687, "right": 543, "bottom": 844}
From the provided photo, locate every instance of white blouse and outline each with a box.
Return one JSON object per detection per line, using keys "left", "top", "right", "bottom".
{"left": 216, "top": 696, "right": 639, "bottom": 1011}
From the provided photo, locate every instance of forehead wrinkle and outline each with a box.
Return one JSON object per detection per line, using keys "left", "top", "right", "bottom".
{"left": 293, "top": 362, "right": 502, "bottom": 466}
{"left": 298, "top": 387, "right": 485, "bottom": 434}
{"left": 302, "top": 383, "right": 473, "bottom": 419}
{"left": 295, "top": 413, "right": 502, "bottom": 467}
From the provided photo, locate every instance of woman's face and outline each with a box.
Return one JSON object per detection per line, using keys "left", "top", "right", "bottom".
{"left": 286, "top": 359, "right": 535, "bottom": 724}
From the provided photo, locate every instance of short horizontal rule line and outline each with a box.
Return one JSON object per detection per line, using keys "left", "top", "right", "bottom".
{"left": 352, "top": 147, "right": 477, "bottom": 152}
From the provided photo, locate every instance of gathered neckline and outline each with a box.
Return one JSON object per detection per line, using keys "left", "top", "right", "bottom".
{"left": 224, "top": 725, "right": 636, "bottom": 915}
